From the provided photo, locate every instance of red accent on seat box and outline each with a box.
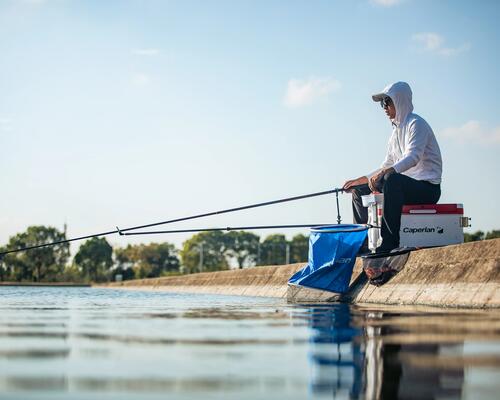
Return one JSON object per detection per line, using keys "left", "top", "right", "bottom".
{"left": 402, "top": 204, "right": 464, "bottom": 215}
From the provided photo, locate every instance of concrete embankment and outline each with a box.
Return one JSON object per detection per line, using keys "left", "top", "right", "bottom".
{"left": 104, "top": 263, "right": 306, "bottom": 298}
{"left": 103, "top": 238, "right": 500, "bottom": 308}
{"left": 0, "top": 282, "right": 90, "bottom": 287}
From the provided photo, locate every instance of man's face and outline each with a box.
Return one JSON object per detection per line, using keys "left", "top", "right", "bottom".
{"left": 382, "top": 97, "right": 396, "bottom": 120}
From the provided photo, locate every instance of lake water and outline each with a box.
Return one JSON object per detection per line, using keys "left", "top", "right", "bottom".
{"left": 0, "top": 287, "right": 499, "bottom": 400}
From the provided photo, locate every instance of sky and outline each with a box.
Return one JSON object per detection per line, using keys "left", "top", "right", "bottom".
{"left": 0, "top": 0, "right": 499, "bottom": 253}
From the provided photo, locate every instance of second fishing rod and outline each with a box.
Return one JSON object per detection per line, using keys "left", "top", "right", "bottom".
{"left": 0, "top": 186, "right": 362, "bottom": 256}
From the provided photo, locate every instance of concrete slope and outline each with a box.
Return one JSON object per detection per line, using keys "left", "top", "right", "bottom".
{"left": 349, "top": 239, "right": 499, "bottom": 308}
{"left": 102, "top": 238, "right": 500, "bottom": 308}
{"left": 104, "top": 263, "right": 307, "bottom": 298}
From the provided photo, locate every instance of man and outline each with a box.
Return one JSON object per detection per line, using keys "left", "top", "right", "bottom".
{"left": 343, "top": 81, "right": 442, "bottom": 253}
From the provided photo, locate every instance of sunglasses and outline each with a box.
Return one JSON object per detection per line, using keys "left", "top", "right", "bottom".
{"left": 380, "top": 97, "right": 393, "bottom": 109}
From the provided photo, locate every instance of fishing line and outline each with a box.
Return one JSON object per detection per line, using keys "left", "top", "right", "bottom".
{"left": 117, "top": 223, "right": 337, "bottom": 236}
{"left": 0, "top": 187, "right": 359, "bottom": 256}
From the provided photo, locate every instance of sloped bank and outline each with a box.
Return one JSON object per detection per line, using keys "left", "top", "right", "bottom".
{"left": 102, "top": 238, "right": 500, "bottom": 308}
{"left": 103, "top": 263, "right": 306, "bottom": 298}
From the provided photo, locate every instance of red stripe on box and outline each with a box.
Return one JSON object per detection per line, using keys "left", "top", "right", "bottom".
{"left": 402, "top": 204, "right": 464, "bottom": 214}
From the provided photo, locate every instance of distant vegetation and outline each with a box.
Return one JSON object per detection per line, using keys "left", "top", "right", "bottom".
{"left": 2, "top": 226, "right": 496, "bottom": 284}
{"left": 464, "top": 230, "right": 500, "bottom": 242}
{"left": 0, "top": 225, "right": 308, "bottom": 283}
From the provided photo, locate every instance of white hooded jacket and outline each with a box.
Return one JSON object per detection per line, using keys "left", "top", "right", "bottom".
{"left": 367, "top": 81, "right": 442, "bottom": 184}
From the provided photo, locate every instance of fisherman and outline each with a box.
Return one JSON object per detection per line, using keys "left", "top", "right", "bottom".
{"left": 343, "top": 81, "right": 442, "bottom": 253}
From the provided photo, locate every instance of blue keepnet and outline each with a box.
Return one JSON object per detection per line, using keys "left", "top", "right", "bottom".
{"left": 288, "top": 225, "right": 368, "bottom": 293}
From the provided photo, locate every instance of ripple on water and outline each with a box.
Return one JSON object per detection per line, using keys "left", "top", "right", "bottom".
{"left": 0, "top": 286, "right": 499, "bottom": 400}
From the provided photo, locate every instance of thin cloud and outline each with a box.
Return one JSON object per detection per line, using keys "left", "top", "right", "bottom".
{"left": 370, "top": 0, "right": 403, "bottom": 7}
{"left": 132, "top": 48, "right": 161, "bottom": 56}
{"left": 0, "top": 117, "right": 13, "bottom": 132}
{"left": 438, "top": 43, "right": 471, "bottom": 56}
{"left": 132, "top": 73, "right": 151, "bottom": 87}
{"left": 412, "top": 32, "right": 470, "bottom": 56}
{"left": 284, "top": 77, "right": 341, "bottom": 108}
{"left": 441, "top": 120, "right": 500, "bottom": 145}
{"left": 22, "top": 0, "right": 47, "bottom": 4}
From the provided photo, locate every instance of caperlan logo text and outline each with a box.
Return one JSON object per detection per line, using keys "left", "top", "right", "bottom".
{"left": 403, "top": 227, "right": 436, "bottom": 234}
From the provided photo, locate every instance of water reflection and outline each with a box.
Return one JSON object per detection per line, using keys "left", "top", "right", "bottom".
{"left": 299, "top": 304, "right": 500, "bottom": 399}
{"left": 0, "top": 287, "right": 498, "bottom": 399}
{"left": 304, "top": 305, "right": 365, "bottom": 398}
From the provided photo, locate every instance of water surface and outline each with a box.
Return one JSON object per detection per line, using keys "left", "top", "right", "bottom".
{"left": 0, "top": 287, "right": 499, "bottom": 399}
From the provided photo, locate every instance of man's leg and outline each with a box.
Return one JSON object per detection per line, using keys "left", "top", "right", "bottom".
{"left": 351, "top": 184, "right": 371, "bottom": 224}
{"left": 351, "top": 184, "right": 372, "bottom": 254}
{"left": 381, "top": 174, "right": 441, "bottom": 250}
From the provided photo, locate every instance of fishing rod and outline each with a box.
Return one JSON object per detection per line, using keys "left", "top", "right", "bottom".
{"left": 117, "top": 223, "right": 336, "bottom": 236}
{"left": 0, "top": 186, "right": 356, "bottom": 256}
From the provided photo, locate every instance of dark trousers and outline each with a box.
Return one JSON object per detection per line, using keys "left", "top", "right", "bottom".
{"left": 352, "top": 174, "right": 441, "bottom": 249}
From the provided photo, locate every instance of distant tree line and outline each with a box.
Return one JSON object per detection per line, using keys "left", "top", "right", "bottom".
{"left": 180, "top": 231, "right": 308, "bottom": 274}
{"left": 464, "top": 230, "right": 500, "bottom": 242}
{"left": 0, "top": 226, "right": 309, "bottom": 283}
{"left": 3, "top": 225, "right": 497, "bottom": 283}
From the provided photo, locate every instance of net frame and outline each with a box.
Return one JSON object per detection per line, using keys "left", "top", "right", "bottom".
{"left": 310, "top": 224, "right": 369, "bottom": 233}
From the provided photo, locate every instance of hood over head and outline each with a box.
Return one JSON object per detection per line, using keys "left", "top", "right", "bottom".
{"left": 372, "top": 81, "right": 414, "bottom": 125}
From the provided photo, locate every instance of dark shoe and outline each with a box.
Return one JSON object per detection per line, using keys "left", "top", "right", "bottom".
{"left": 375, "top": 243, "right": 397, "bottom": 255}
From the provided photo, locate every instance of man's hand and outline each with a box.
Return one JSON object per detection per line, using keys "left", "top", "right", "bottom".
{"left": 369, "top": 167, "right": 395, "bottom": 193}
{"left": 342, "top": 176, "right": 368, "bottom": 193}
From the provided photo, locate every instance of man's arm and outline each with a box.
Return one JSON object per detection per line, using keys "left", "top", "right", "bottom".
{"left": 392, "top": 119, "right": 429, "bottom": 173}
{"left": 343, "top": 176, "right": 368, "bottom": 192}
{"left": 368, "top": 167, "right": 395, "bottom": 192}
{"left": 343, "top": 169, "right": 395, "bottom": 193}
